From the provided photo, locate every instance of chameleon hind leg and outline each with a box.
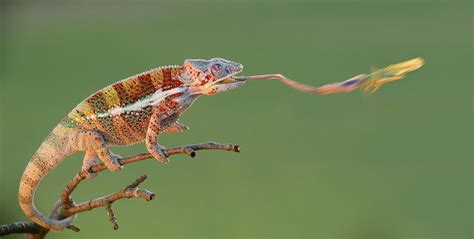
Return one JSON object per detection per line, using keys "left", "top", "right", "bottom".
{"left": 72, "top": 130, "right": 123, "bottom": 175}
{"left": 81, "top": 151, "right": 100, "bottom": 178}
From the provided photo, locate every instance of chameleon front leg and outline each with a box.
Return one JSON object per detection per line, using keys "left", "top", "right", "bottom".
{"left": 72, "top": 130, "right": 123, "bottom": 175}
{"left": 145, "top": 108, "right": 169, "bottom": 163}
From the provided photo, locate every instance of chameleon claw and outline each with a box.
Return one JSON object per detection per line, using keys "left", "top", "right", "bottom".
{"left": 81, "top": 153, "right": 100, "bottom": 178}
{"left": 159, "top": 157, "right": 170, "bottom": 164}
{"left": 156, "top": 149, "right": 170, "bottom": 164}
{"left": 81, "top": 168, "right": 98, "bottom": 179}
{"left": 104, "top": 154, "right": 123, "bottom": 172}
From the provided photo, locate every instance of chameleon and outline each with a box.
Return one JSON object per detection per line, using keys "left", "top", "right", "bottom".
{"left": 18, "top": 57, "right": 424, "bottom": 232}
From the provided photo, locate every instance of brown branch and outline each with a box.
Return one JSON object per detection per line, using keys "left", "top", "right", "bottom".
{"left": 66, "top": 176, "right": 155, "bottom": 215}
{"left": 0, "top": 221, "right": 44, "bottom": 236}
{"left": 0, "top": 142, "right": 240, "bottom": 238}
{"left": 61, "top": 142, "right": 239, "bottom": 207}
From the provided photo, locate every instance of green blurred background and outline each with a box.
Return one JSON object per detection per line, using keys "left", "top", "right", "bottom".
{"left": 0, "top": 0, "right": 472, "bottom": 238}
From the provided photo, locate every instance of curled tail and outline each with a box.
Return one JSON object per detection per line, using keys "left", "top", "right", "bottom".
{"left": 18, "top": 125, "right": 76, "bottom": 232}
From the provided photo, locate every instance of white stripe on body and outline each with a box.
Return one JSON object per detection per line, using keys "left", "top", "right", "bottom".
{"left": 86, "top": 87, "right": 185, "bottom": 119}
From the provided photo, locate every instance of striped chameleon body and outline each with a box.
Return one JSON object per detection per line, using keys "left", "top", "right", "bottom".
{"left": 65, "top": 66, "right": 186, "bottom": 145}
{"left": 18, "top": 57, "right": 423, "bottom": 232}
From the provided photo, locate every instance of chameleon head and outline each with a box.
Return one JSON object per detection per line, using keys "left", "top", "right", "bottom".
{"left": 183, "top": 58, "right": 245, "bottom": 95}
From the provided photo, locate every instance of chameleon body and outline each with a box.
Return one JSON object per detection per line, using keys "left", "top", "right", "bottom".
{"left": 18, "top": 57, "right": 423, "bottom": 232}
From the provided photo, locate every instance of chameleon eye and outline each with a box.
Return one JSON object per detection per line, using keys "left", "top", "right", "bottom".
{"left": 211, "top": 64, "right": 223, "bottom": 77}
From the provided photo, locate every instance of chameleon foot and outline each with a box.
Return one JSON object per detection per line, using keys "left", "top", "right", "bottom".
{"left": 81, "top": 166, "right": 98, "bottom": 179}
{"left": 154, "top": 148, "right": 169, "bottom": 164}
{"left": 103, "top": 154, "right": 123, "bottom": 172}
{"left": 82, "top": 152, "right": 100, "bottom": 179}
{"left": 147, "top": 145, "right": 169, "bottom": 164}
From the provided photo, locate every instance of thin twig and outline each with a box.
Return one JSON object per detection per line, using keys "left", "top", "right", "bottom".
{"left": 125, "top": 175, "right": 148, "bottom": 189}
{"left": 66, "top": 178, "right": 155, "bottom": 215}
{"left": 104, "top": 202, "right": 119, "bottom": 230}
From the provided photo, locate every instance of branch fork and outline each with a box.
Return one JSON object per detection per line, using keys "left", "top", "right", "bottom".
{"left": 0, "top": 142, "right": 240, "bottom": 238}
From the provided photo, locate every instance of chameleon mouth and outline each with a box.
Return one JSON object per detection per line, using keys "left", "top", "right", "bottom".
{"left": 204, "top": 74, "right": 246, "bottom": 95}
{"left": 211, "top": 71, "right": 242, "bottom": 86}
{"left": 213, "top": 77, "right": 246, "bottom": 89}
{"left": 216, "top": 77, "right": 239, "bottom": 84}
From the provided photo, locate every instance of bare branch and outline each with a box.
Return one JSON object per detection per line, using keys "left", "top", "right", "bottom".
{"left": 0, "top": 142, "right": 239, "bottom": 238}
{"left": 66, "top": 175, "right": 155, "bottom": 215}
{"left": 61, "top": 142, "right": 239, "bottom": 207}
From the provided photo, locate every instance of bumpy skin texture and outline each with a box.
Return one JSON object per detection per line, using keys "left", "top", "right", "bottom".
{"left": 18, "top": 58, "right": 245, "bottom": 232}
